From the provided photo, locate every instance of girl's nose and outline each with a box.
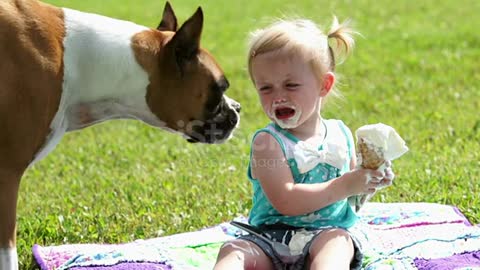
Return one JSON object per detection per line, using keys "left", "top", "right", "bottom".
{"left": 273, "top": 96, "right": 287, "bottom": 104}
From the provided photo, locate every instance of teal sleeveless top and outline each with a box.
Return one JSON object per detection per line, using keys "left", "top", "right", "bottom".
{"left": 247, "top": 119, "right": 357, "bottom": 229}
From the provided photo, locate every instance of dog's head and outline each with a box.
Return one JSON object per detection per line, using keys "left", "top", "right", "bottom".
{"left": 131, "top": 2, "right": 240, "bottom": 144}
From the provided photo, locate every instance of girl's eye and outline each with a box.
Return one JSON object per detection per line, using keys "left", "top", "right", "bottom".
{"left": 259, "top": 86, "right": 272, "bottom": 92}
{"left": 286, "top": 83, "right": 300, "bottom": 89}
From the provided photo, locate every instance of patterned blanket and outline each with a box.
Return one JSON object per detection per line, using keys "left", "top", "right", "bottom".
{"left": 33, "top": 203, "right": 480, "bottom": 270}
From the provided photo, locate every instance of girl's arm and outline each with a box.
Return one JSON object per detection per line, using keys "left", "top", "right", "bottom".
{"left": 251, "top": 132, "right": 382, "bottom": 216}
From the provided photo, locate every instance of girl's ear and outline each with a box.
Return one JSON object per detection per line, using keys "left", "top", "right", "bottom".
{"left": 320, "top": 72, "right": 335, "bottom": 96}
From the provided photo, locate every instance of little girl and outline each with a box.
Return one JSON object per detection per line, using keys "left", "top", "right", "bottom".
{"left": 214, "top": 17, "right": 394, "bottom": 270}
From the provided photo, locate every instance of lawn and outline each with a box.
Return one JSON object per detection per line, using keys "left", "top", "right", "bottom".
{"left": 17, "top": 0, "right": 479, "bottom": 269}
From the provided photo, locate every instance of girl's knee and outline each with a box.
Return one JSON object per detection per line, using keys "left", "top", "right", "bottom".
{"left": 220, "top": 239, "right": 253, "bottom": 254}
{"left": 215, "top": 240, "right": 273, "bottom": 270}
{"left": 315, "top": 228, "right": 352, "bottom": 244}
{"left": 309, "top": 228, "right": 354, "bottom": 260}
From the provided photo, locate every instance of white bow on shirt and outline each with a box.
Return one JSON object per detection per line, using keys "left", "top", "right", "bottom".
{"left": 293, "top": 141, "right": 348, "bottom": 174}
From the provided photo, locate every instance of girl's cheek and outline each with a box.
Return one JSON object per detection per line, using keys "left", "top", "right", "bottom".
{"left": 261, "top": 103, "right": 270, "bottom": 114}
{"left": 259, "top": 96, "right": 270, "bottom": 107}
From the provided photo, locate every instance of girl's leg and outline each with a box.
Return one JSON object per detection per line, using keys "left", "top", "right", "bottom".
{"left": 307, "top": 228, "right": 354, "bottom": 270}
{"left": 213, "top": 239, "right": 274, "bottom": 270}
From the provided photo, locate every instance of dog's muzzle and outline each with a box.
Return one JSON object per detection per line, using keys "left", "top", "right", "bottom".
{"left": 187, "top": 97, "right": 240, "bottom": 144}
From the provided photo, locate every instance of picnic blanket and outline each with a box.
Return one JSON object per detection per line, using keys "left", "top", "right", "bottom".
{"left": 33, "top": 203, "right": 480, "bottom": 270}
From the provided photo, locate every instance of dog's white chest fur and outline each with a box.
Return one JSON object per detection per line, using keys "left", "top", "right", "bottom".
{"left": 31, "top": 8, "right": 158, "bottom": 165}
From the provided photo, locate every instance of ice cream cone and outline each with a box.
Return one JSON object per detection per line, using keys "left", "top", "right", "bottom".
{"left": 357, "top": 137, "right": 385, "bottom": 170}
{"left": 350, "top": 123, "right": 409, "bottom": 212}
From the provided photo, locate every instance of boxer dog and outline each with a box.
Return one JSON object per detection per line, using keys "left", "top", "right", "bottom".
{"left": 0, "top": 0, "right": 240, "bottom": 268}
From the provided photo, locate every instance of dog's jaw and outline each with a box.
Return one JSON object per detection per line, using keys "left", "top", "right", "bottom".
{"left": 193, "top": 95, "right": 240, "bottom": 144}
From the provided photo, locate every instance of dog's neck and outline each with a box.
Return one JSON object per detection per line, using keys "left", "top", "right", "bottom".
{"left": 62, "top": 8, "right": 149, "bottom": 102}
{"left": 31, "top": 9, "right": 166, "bottom": 164}
{"left": 59, "top": 8, "right": 165, "bottom": 129}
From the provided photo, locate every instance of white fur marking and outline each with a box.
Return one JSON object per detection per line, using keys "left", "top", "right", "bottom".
{"left": 61, "top": 8, "right": 150, "bottom": 103}
{"left": 0, "top": 248, "right": 18, "bottom": 270}
{"left": 31, "top": 8, "right": 166, "bottom": 165}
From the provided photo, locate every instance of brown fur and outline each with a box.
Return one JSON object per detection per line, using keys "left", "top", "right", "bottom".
{"left": 131, "top": 29, "right": 226, "bottom": 134}
{"left": 0, "top": 0, "right": 64, "bottom": 247}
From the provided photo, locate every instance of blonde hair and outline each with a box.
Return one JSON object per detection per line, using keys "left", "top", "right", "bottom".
{"left": 247, "top": 16, "right": 357, "bottom": 104}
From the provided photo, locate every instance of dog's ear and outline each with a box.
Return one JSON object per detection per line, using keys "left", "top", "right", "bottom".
{"left": 170, "top": 7, "right": 203, "bottom": 62}
{"left": 157, "top": 2, "right": 177, "bottom": 31}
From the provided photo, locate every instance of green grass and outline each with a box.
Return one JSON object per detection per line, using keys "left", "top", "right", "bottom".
{"left": 17, "top": 0, "right": 479, "bottom": 269}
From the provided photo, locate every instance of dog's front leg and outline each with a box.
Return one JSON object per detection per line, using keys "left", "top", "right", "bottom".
{"left": 0, "top": 169, "right": 21, "bottom": 270}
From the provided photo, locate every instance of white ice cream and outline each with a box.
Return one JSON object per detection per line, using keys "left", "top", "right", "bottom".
{"left": 355, "top": 123, "right": 409, "bottom": 161}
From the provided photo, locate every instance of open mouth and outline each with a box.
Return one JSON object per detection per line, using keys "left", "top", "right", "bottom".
{"left": 275, "top": 107, "right": 296, "bottom": 120}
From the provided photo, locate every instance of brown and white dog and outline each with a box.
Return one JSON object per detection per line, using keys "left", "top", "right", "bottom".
{"left": 0, "top": 0, "right": 240, "bottom": 268}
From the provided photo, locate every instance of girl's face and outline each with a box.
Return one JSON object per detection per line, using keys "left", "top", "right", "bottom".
{"left": 251, "top": 51, "right": 326, "bottom": 130}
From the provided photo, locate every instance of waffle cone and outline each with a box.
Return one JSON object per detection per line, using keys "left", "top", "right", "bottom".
{"left": 357, "top": 138, "right": 385, "bottom": 170}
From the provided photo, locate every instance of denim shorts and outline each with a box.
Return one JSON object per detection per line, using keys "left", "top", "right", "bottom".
{"left": 238, "top": 223, "right": 364, "bottom": 270}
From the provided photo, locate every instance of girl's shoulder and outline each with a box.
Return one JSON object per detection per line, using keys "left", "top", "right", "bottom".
{"left": 251, "top": 125, "right": 286, "bottom": 153}
{"left": 250, "top": 123, "right": 296, "bottom": 159}
{"left": 251, "top": 130, "right": 276, "bottom": 148}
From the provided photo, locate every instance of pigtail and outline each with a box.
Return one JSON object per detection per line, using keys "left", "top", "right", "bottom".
{"left": 327, "top": 16, "right": 357, "bottom": 69}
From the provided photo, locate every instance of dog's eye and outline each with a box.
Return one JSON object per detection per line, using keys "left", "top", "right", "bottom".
{"left": 216, "top": 76, "right": 229, "bottom": 93}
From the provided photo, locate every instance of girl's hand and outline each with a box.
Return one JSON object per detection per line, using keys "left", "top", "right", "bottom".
{"left": 374, "top": 161, "right": 395, "bottom": 188}
{"left": 341, "top": 167, "right": 386, "bottom": 196}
